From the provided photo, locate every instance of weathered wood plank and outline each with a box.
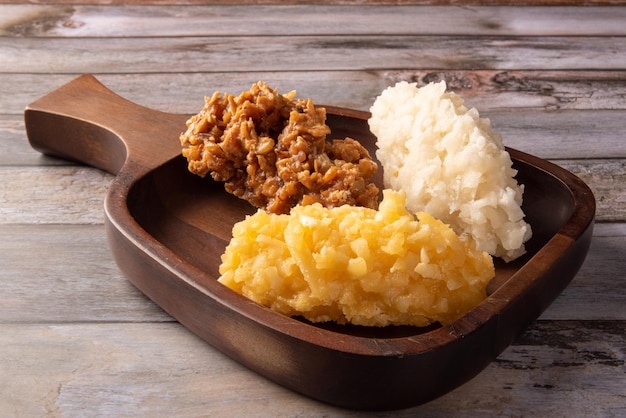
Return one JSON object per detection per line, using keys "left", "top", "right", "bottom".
{"left": 0, "top": 158, "right": 622, "bottom": 224}
{"left": 3, "top": 71, "right": 626, "bottom": 117}
{"left": 0, "top": 115, "right": 74, "bottom": 167}
{"left": 384, "top": 70, "right": 626, "bottom": 111}
{"left": 4, "top": 106, "right": 626, "bottom": 167}
{"left": 0, "top": 224, "right": 171, "bottom": 323}
{"left": 1, "top": 222, "right": 623, "bottom": 322}
{"left": 592, "top": 221, "right": 626, "bottom": 237}
{"left": 559, "top": 159, "right": 626, "bottom": 222}
{"left": 2, "top": 36, "right": 625, "bottom": 74}
{"left": 2, "top": 5, "right": 625, "bottom": 37}
{"left": 0, "top": 0, "right": 622, "bottom": 6}
{"left": 543, "top": 222, "right": 626, "bottom": 320}
{"left": 0, "top": 167, "right": 112, "bottom": 224}
{"left": 541, "top": 233, "right": 626, "bottom": 320}
{"left": 488, "top": 111, "right": 626, "bottom": 160}
{"left": 0, "top": 320, "right": 623, "bottom": 416}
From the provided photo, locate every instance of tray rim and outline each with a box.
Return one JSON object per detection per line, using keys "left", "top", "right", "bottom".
{"left": 106, "top": 106, "right": 596, "bottom": 356}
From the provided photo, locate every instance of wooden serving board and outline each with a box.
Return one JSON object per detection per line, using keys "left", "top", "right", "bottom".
{"left": 24, "top": 74, "right": 595, "bottom": 411}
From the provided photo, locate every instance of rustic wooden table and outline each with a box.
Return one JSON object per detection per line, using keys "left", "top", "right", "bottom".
{"left": 1, "top": 1, "right": 624, "bottom": 416}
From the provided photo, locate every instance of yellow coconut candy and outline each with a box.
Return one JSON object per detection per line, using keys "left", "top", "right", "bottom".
{"left": 218, "top": 190, "right": 495, "bottom": 327}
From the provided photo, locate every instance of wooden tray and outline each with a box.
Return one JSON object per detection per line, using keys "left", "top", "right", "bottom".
{"left": 25, "top": 74, "right": 595, "bottom": 411}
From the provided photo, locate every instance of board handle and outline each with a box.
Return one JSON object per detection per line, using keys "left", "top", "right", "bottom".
{"left": 25, "top": 74, "right": 189, "bottom": 175}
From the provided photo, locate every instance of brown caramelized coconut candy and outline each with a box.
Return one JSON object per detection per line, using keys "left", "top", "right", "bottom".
{"left": 180, "top": 82, "right": 380, "bottom": 214}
